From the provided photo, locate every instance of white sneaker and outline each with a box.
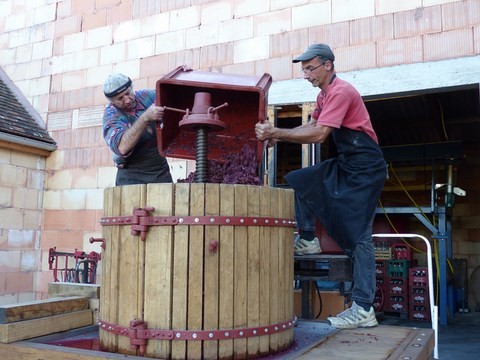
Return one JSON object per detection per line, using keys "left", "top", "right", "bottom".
{"left": 327, "top": 301, "right": 378, "bottom": 329}
{"left": 294, "top": 237, "right": 321, "bottom": 255}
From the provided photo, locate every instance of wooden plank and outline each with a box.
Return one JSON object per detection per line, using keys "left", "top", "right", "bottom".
{"left": 99, "top": 186, "right": 120, "bottom": 352}
{"left": 278, "top": 187, "right": 293, "bottom": 349}
{"left": 283, "top": 188, "right": 295, "bottom": 346}
{"left": 0, "top": 341, "right": 146, "bottom": 360}
{"left": 0, "top": 297, "right": 89, "bottom": 324}
{"left": 218, "top": 184, "right": 234, "bottom": 359}
{"left": 48, "top": 283, "right": 100, "bottom": 299}
{"left": 144, "top": 183, "right": 174, "bottom": 359}
{"left": 295, "top": 325, "right": 433, "bottom": 360}
{"left": 117, "top": 184, "right": 146, "bottom": 356}
{"left": 204, "top": 183, "right": 220, "bottom": 359}
{"left": 268, "top": 188, "right": 280, "bottom": 352}
{"left": 247, "top": 185, "right": 260, "bottom": 356}
{"left": 0, "top": 310, "right": 93, "bottom": 343}
{"left": 389, "top": 327, "right": 435, "bottom": 360}
{"left": 233, "top": 185, "right": 248, "bottom": 357}
{"left": 171, "top": 183, "right": 190, "bottom": 359}
{"left": 187, "top": 183, "right": 205, "bottom": 360}
{"left": 258, "top": 186, "right": 271, "bottom": 354}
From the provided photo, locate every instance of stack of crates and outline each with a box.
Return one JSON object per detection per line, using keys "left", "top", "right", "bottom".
{"left": 373, "top": 241, "right": 415, "bottom": 316}
{"left": 375, "top": 241, "right": 414, "bottom": 317}
{"left": 409, "top": 267, "right": 431, "bottom": 322}
{"left": 374, "top": 259, "right": 387, "bottom": 311}
{"left": 384, "top": 258, "right": 410, "bottom": 316}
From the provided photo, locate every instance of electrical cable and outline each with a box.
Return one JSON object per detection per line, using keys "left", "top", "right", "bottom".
{"left": 314, "top": 281, "right": 323, "bottom": 319}
{"left": 378, "top": 198, "right": 424, "bottom": 254}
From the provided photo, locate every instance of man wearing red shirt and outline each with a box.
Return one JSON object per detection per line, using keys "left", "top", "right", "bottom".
{"left": 255, "top": 43, "right": 386, "bottom": 329}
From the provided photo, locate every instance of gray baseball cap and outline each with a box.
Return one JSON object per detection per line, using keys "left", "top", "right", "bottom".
{"left": 292, "top": 43, "right": 335, "bottom": 63}
{"left": 103, "top": 73, "right": 132, "bottom": 98}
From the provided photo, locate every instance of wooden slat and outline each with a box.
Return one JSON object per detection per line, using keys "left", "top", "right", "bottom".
{"left": 144, "top": 183, "right": 174, "bottom": 358}
{"left": 0, "top": 341, "right": 145, "bottom": 360}
{"left": 48, "top": 283, "right": 100, "bottom": 299}
{"left": 233, "top": 185, "right": 248, "bottom": 357}
{"left": 171, "top": 183, "right": 190, "bottom": 359}
{"left": 187, "top": 183, "right": 205, "bottom": 360}
{"left": 117, "top": 185, "right": 146, "bottom": 356}
{"left": 218, "top": 184, "right": 234, "bottom": 359}
{"left": 268, "top": 188, "right": 280, "bottom": 352}
{"left": 277, "top": 187, "right": 290, "bottom": 349}
{"left": 0, "top": 310, "right": 92, "bottom": 343}
{"left": 389, "top": 327, "right": 435, "bottom": 360}
{"left": 204, "top": 183, "right": 220, "bottom": 359}
{"left": 247, "top": 185, "right": 260, "bottom": 355}
{"left": 283, "top": 188, "right": 295, "bottom": 346}
{"left": 0, "top": 297, "right": 89, "bottom": 324}
{"left": 100, "top": 186, "right": 120, "bottom": 352}
{"left": 258, "top": 186, "right": 271, "bottom": 354}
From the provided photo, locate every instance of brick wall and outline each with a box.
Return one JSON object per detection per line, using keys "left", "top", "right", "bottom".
{"left": 0, "top": 148, "right": 45, "bottom": 304}
{"left": 0, "top": 0, "right": 479, "bottom": 302}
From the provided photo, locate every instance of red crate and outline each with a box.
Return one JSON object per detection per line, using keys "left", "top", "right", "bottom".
{"left": 388, "top": 277, "right": 408, "bottom": 294}
{"left": 375, "top": 260, "right": 387, "bottom": 277}
{"left": 409, "top": 293, "right": 429, "bottom": 305}
{"left": 409, "top": 267, "right": 429, "bottom": 288}
{"left": 392, "top": 242, "right": 413, "bottom": 260}
{"left": 376, "top": 277, "right": 386, "bottom": 289}
{"left": 409, "top": 305, "right": 431, "bottom": 322}
{"left": 385, "top": 296, "right": 409, "bottom": 313}
{"left": 373, "top": 291, "right": 385, "bottom": 311}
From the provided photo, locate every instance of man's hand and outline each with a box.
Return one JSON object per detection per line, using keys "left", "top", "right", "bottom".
{"left": 255, "top": 121, "right": 274, "bottom": 141}
{"left": 143, "top": 105, "right": 165, "bottom": 122}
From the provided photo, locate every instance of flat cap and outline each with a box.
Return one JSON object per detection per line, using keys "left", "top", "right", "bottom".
{"left": 103, "top": 73, "right": 132, "bottom": 98}
{"left": 292, "top": 43, "right": 335, "bottom": 63}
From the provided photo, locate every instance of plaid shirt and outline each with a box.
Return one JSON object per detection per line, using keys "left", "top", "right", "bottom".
{"left": 102, "top": 89, "right": 156, "bottom": 166}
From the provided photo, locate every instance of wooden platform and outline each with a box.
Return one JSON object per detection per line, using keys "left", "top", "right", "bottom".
{"left": 0, "top": 322, "right": 434, "bottom": 360}
{"left": 294, "top": 324, "right": 434, "bottom": 360}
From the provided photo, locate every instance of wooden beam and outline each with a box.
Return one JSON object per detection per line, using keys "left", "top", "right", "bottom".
{"left": 0, "top": 310, "right": 93, "bottom": 343}
{"left": 0, "top": 297, "right": 89, "bottom": 324}
{"left": 0, "top": 340, "right": 145, "bottom": 359}
{"left": 48, "top": 283, "right": 101, "bottom": 299}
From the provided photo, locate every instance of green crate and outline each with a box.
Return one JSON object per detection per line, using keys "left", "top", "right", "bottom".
{"left": 387, "top": 260, "right": 411, "bottom": 278}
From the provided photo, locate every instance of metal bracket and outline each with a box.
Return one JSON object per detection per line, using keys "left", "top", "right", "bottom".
{"left": 98, "top": 316, "right": 296, "bottom": 356}
{"left": 100, "top": 207, "right": 296, "bottom": 241}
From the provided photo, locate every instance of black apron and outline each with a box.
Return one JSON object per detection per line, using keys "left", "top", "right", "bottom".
{"left": 115, "top": 103, "right": 172, "bottom": 186}
{"left": 285, "top": 127, "right": 386, "bottom": 253}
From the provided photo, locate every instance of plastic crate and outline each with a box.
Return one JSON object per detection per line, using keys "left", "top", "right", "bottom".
{"left": 385, "top": 296, "right": 409, "bottom": 313}
{"left": 374, "top": 242, "right": 392, "bottom": 260}
{"left": 392, "top": 242, "right": 413, "bottom": 260}
{"left": 409, "top": 306, "right": 431, "bottom": 322}
{"left": 373, "top": 291, "right": 385, "bottom": 311}
{"left": 375, "top": 260, "right": 387, "bottom": 277}
{"left": 388, "top": 277, "right": 408, "bottom": 294}
{"left": 387, "top": 260, "right": 411, "bottom": 278}
{"left": 409, "top": 293, "right": 429, "bottom": 305}
{"left": 409, "top": 267, "right": 429, "bottom": 288}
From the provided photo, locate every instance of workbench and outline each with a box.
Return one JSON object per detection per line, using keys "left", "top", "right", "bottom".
{"left": 294, "top": 254, "right": 353, "bottom": 319}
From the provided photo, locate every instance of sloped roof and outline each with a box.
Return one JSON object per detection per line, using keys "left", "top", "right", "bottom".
{"left": 0, "top": 67, "right": 56, "bottom": 151}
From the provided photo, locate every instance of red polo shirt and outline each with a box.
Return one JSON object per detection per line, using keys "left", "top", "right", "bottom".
{"left": 312, "top": 76, "right": 378, "bottom": 144}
